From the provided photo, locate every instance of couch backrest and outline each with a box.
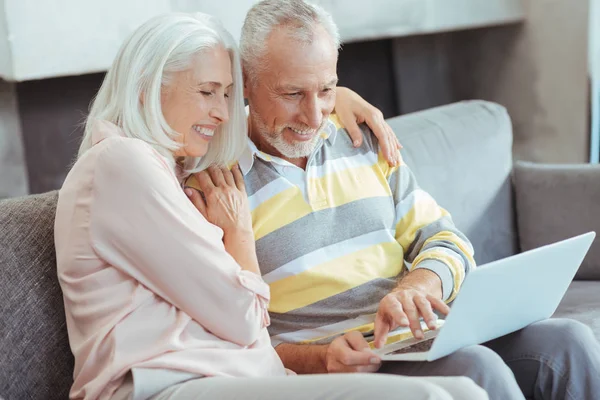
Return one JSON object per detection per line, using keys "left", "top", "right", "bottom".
{"left": 0, "top": 191, "right": 73, "bottom": 400}
{"left": 388, "top": 100, "right": 518, "bottom": 265}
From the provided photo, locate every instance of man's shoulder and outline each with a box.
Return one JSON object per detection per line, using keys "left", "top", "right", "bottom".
{"left": 327, "top": 114, "right": 380, "bottom": 154}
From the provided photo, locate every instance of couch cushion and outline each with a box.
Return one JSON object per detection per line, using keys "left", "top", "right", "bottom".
{"left": 0, "top": 191, "right": 73, "bottom": 400}
{"left": 514, "top": 162, "right": 600, "bottom": 280}
{"left": 388, "top": 100, "right": 518, "bottom": 265}
{"left": 554, "top": 282, "right": 600, "bottom": 342}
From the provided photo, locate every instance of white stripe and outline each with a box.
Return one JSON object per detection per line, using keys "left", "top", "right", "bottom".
{"left": 262, "top": 229, "right": 397, "bottom": 284}
{"left": 393, "top": 189, "right": 435, "bottom": 226}
{"left": 309, "top": 151, "right": 378, "bottom": 180}
{"left": 247, "top": 177, "right": 294, "bottom": 212}
{"left": 271, "top": 313, "right": 377, "bottom": 345}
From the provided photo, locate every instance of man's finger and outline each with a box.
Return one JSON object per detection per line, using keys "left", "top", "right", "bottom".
{"left": 345, "top": 330, "right": 372, "bottom": 352}
{"left": 232, "top": 164, "right": 246, "bottom": 193}
{"left": 415, "top": 295, "right": 438, "bottom": 330}
{"left": 403, "top": 301, "right": 424, "bottom": 340}
{"left": 428, "top": 294, "right": 451, "bottom": 316}
{"left": 373, "top": 312, "right": 391, "bottom": 349}
{"left": 337, "top": 335, "right": 378, "bottom": 366}
{"left": 184, "top": 187, "right": 206, "bottom": 217}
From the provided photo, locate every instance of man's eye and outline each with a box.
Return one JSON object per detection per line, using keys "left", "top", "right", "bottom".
{"left": 286, "top": 92, "right": 301, "bottom": 97}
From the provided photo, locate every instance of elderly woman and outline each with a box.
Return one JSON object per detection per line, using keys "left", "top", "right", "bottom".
{"left": 54, "top": 12, "right": 487, "bottom": 400}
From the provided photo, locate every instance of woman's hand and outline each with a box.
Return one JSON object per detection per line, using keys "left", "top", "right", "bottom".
{"left": 185, "top": 165, "right": 260, "bottom": 275}
{"left": 185, "top": 165, "right": 252, "bottom": 236}
{"left": 335, "top": 86, "right": 402, "bottom": 166}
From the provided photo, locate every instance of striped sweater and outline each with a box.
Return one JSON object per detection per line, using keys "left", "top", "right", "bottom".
{"left": 192, "top": 115, "right": 475, "bottom": 347}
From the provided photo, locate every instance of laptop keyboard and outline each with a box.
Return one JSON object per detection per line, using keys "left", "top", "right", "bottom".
{"left": 387, "top": 337, "right": 435, "bottom": 355}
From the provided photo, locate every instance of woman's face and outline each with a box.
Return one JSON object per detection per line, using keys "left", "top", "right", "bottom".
{"left": 162, "top": 46, "right": 233, "bottom": 158}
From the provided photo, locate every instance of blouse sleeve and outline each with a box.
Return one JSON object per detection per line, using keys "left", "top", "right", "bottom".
{"left": 89, "top": 138, "right": 270, "bottom": 347}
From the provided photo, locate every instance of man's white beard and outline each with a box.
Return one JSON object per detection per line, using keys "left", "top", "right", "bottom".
{"left": 251, "top": 110, "right": 323, "bottom": 159}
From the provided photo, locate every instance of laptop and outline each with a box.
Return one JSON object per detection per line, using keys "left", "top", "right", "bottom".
{"left": 372, "top": 232, "right": 596, "bottom": 362}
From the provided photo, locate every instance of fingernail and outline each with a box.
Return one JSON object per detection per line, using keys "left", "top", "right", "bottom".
{"left": 184, "top": 188, "right": 193, "bottom": 197}
{"left": 428, "top": 319, "right": 437, "bottom": 328}
{"left": 400, "top": 318, "right": 409, "bottom": 326}
{"left": 415, "top": 329, "right": 423, "bottom": 338}
{"left": 370, "top": 357, "right": 380, "bottom": 364}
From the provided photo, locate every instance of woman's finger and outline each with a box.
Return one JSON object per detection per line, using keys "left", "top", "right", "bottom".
{"left": 194, "top": 171, "right": 215, "bottom": 192}
{"left": 207, "top": 166, "right": 226, "bottom": 187}
{"left": 232, "top": 164, "right": 246, "bottom": 193}
{"left": 343, "top": 117, "right": 363, "bottom": 148}
{"left": 184, "top": 187, "right": 207, "bottom": 217}
{"left": 221, "top": 166, "right": 235, "bottom": 187}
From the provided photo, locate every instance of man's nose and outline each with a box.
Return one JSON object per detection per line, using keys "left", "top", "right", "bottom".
{"left": 300, "top": 95, "right": 324, "bottom": 130}
{"left": 209, "top": 96, "right": 230, "bottom": 123}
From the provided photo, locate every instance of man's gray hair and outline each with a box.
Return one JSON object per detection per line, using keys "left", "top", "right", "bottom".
{"left": 240, "top": 0, "right": 340, "bottom": 82}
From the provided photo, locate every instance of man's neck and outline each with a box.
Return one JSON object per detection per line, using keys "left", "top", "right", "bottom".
{"left": 248, "top": 116, "right": 309, "bottom": 170}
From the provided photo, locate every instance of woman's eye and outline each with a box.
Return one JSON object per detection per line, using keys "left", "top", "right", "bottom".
{"left": 224, "top": 93, "right": 230, "bottom": 99}
{"left": 200, "top": 91, "right": 214, "bottom": 97}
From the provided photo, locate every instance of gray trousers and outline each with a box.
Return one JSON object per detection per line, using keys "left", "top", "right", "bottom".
{"left": 379, "top": 319, "right": 600, "bottom": 400}
{"left": 151, "top": 374, "right": 487, "bottom": 400}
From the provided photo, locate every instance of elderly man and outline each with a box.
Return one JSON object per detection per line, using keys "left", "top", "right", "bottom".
{"left": 232, "top": 1, "right": 600, "bottom": 400}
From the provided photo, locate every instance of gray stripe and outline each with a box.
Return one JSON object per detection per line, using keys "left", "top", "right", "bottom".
{"left": 267, "top": 276, "right": 402, "bottom": 341}
{"left": 243, "top": 159, "right": 280, "bottom": 197}
{"left": 389, "top": 166, "right": 420, "bottom": 203}
{"left": 311, "top": 124, "right": 378, "bottom": 168}
{"left": 255, "top": 196, "right": 396, "bottom": 276}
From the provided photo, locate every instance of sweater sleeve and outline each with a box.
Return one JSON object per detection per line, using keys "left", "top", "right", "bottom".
{"left": 384, "top": 155, "right": 476, "bottom": 302}
{"left": 89, "top": 138, "right": 270, "bottom": 346}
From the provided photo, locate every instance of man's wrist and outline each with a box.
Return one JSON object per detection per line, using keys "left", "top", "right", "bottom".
{"left": 396, "top": 268, "right": 443, "bottom": 299}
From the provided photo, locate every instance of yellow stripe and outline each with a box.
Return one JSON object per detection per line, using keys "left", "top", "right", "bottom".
{"left": 416, "top": 231, "right": 476, "bottom": 302}
{"left": 251, "top": 187, "right": 312, "bottom": 241}
{"left": 395, "top": 202, "right": 450, "bottom": 252}
{"left": 308, "top": 161, "right": 392, "bottom": 211}
{"left": 268, "top": 242, "right": 404, "bottom": 313}
{"left": 329, "top": 113, "right": 344, "bottom": 130}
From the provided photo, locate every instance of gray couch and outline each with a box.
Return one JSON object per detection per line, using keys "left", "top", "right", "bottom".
{"left": 1, "top": 100, "right": 599, "bottom": 399}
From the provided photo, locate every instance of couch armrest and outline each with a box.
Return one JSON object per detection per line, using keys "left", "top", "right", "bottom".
{"left": 513, "top": 161, "right": 600, "bottom": 280}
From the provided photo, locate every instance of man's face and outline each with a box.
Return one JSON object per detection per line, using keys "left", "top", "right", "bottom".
{"left": 245, "top": 25, "right": 338, "bottom": 160}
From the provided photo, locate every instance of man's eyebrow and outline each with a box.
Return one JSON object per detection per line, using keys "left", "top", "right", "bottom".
{"left": 325, "top": 78, "right": 339, "bottom": 87}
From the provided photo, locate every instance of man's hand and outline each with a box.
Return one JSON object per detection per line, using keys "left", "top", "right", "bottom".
{"left": 324, "top": 331, "right": 382, "bottom": 373}
{"left": 373, "top": 270, "right": 450, "bottom": 349}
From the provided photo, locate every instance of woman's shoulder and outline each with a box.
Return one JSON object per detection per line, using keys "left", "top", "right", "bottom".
{"left": 93, "top": 136, "right": 176, "bottom": 181}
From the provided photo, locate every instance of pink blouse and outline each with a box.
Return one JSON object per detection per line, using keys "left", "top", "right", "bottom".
{"left": 54, "top": 121, "right": 286, "bottom": 400}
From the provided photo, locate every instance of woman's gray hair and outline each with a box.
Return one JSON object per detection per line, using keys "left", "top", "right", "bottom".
{"left": 79, "top": 12, "right": 247, "bottom": 174}
{"left": 240, "top": 0, "right": 340, "bottom": 83}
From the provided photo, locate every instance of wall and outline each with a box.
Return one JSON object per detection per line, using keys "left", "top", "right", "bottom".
{"left": 451, "top": 0, "right": 591, "bottom": 163}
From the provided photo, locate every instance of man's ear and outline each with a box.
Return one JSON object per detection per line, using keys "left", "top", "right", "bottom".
{"left": 242, "top": 68, "right": 251, "bottom": 99}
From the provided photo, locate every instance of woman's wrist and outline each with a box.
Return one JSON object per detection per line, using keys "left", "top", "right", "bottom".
{"left": 223, "top": 229, "right": 261, "bottom": 275}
